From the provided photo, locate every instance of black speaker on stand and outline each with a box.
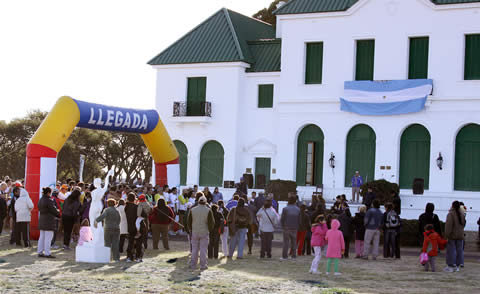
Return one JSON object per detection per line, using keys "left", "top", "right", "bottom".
{"left": 242, "top": 173, "right": 254, "bottom": 189}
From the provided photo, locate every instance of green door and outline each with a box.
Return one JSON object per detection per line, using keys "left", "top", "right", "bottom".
{"left": 455, "top": 124, "right": 480, "bottom": 191}
{"left": 255, "top": 158, "right": 271, "bottom": 188}
{"left": 187, "top": 77, "right": 206, "bottom": 116}
{"left": 345, "top": 124, "right": 376, "bottom": 187}
{"left": 296, "top": 125, "right": 324, "bottom": 186}
{"left": 399, "top": 124, "right": 431, "bottom": 189}
{"left": 173, "top": 140, "right": 188, "bottom": 186}
{"left": 199, "top": 140, "right": 224, "bottom": 186}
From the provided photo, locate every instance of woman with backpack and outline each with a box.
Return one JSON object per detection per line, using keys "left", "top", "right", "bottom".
{"left": 256, "top": 198, "right": 279, "bottom": 258}
{"left": 383, "top": 203, "right": 400, "bottom": 258}
{"left": 227, "top": 198, "right": 251, "bottom": 259}
{"left": 444, "top": 201, "right": 466, "bottom": 272}
{"left": 148, "top": 198, "right": 174, "bottom": 250}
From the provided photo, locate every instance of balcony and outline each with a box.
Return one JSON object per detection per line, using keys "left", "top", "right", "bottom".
{"left": 173, "top": 101, "right": 211, "bottom": 117}
{"left": 171, "top": 101, "right": 212, "bottom": 125}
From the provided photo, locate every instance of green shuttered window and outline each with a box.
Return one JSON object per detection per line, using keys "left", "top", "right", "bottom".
{"left": 355, "top": 40, "right": 375, "bottom": 81}
{"left": 296, "top": 125, "right": 324, "bottom": 186}
{"left": 305, "top": 42, "right": 323, "bottom": 84}
{"left": 399, "top": 124, "right": 431, "bottom": 189}
{"left": 465, "top": 34, "right": 480, "bottom": 80}
{"left": 345, "top": 124, "right": 376, "bottom": 186}
{"left": 258, "top": 84, "right": 274, "bottom": 108}
{"left": 187, "top": 77, "right": 207, "bottom": 116}
{"left": 409, "top": 37, "right": 429, "bottom": 79}
{"left": 199, "top": 140, "right": 224, "bottom": 187}
{"left": 455, "top": 124, "right": 480, "bottom": 191}
{"left": 173, "top": 140, "right": 188, "bottom": 186}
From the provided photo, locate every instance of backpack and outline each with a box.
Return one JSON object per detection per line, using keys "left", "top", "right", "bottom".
{"left": 386, "top": 210, "right": 400, "bottom": 228}
{"left": 235, "top": 209, "right": 249, "bottom": 227}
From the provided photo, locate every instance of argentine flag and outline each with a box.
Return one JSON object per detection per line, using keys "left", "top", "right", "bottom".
{"left": 340, "top": 79, "right": 433, "bottom": 116}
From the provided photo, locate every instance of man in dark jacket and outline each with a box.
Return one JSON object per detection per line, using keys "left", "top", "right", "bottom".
{"left": 338, "top": 209, "right": 353, "bottom": 258}
{"left": 37, "top": 187, "right": 60, "bottom": 258}
{"left": 96, "top": 198, "right": 121, "bottom": 262}
{"left": 9, "top": 187, "right": 20, "bottom": 244}
{"left": 392, "top": 191, "right": 402, "bottom": 258}
{"left": 125, "top": 193, "right": 144, "bottom": 262}
{"left": 363, "top": 199, "right": 384, "bottom": 260}
{"left": 363, "top": 187, "right": 375, "bottom": 209}
{"left": 280, "top": 196, "right": 300, "bottom": 260}
{"left": 0, "top": 193, "right": 7, "bottom": 235}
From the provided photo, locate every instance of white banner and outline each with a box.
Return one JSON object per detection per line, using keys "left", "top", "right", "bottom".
{"left": 79, "top": 154, "right": 85, "bottom": 182}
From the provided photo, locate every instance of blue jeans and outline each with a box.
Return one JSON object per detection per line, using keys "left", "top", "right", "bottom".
{"left": 446, "top": 239, "right": 464, "bottom": 267}
{"left": 229, "top": 228, "right": 247, "bottom": 258}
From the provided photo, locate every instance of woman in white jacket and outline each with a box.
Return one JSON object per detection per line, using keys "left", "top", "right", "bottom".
{"left": 14, "top": 188, "right": 34, "bottom": 247}
{"left": 116, "top": 199, "right": 128, "bottom": 253}
{"left": 256, "top": 198, "right": 279, "bottom": 259}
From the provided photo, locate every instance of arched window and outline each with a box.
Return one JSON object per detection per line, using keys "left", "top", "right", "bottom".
{"left": 199, "top": 140, "right": 224, "bottom": 186}
{"left": 173, "top": 140, "right": 188, "bottom": 186}
{"left": 455, "top": 124, "right": 480, "bottom": 191}
{"left": 296, "top": 125, "right": 324, "bottom": 186}
{"left": 399, "top": 124, "right": 431, "bottom": 189}
{"left": 345, "top": 124, "right": 376, "bottom": 186}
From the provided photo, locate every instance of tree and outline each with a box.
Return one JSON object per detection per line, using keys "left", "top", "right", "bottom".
{"left": 253, "top": 0, "right": 284, "bottom": 26}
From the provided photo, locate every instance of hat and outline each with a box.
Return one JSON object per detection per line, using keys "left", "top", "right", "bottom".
{"left": 199, "top": 196, "right": 207, "bottom": 204}
{"left": 355, "top": 171, "right": 359, "bottom": 173}
{"left": 14, "top": 181, "right": 23, "bottom": 187}
{"left": 61, "top": 184, "right": 68, "bottom": 190}
{"left": 138, "top": 194, "right": 146, "bottom": 201}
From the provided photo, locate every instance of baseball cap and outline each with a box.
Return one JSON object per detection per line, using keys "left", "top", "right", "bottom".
{"left": 14, "top": 181, "right": 23, "bottom": 187}
{"left": 138, "top": 194, "right": 146, "bottom": 201}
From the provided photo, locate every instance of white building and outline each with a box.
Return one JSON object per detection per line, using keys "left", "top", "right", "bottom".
{"left": 149, "top": 0, "right": 480, "bottom": 229}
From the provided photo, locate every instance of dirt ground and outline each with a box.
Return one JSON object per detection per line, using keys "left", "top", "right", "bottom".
{"left": 0, "top": 233, "right": 479, "bottom": 294}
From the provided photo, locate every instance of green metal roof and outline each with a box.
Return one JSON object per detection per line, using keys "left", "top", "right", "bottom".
{"left": 274, "top": 0, "right": 359, "bottom": 15}
{"left": 431, "top": 0, "right": 480, "bottom": 4}
{"left": 247, "top": 39, "right": 281, "bottom": 73}
{"left": 274, "top": 0, "right": 480, "bottom": 15}
{"left": 148, "top": 8, "right": 275, "bottom": 66}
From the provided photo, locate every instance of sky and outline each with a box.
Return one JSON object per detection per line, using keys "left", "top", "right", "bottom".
{"left": 0, "top": 0, "right": 274, "bottom": 122}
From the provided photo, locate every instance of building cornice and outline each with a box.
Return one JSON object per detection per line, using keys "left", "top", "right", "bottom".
{"left": 152, "top": 62, "right": 250, "bottom": 70}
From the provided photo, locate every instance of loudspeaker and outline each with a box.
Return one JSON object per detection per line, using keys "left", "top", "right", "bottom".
{"left": 413, "top": 178, "right": 424, "bottom": 195}
{"left": 223, "top": 181, "right": 235, "bottom": 188}
{"left": 256, "top": 174, "right": 266, "bottom": 189}
{"left": 243, "top": 173, "right": 254, "bottom": 189}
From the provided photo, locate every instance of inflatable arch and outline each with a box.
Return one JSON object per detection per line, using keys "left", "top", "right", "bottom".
{"left": 25, "top": 96, "right": 179, "bottom": 239}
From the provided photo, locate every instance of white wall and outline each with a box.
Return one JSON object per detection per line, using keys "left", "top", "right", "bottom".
{"left": 154, "top": 0, "right": 480, "bottom": 227}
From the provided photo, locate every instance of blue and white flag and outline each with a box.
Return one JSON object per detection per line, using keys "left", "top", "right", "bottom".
{"left": 340, "top": 79, "right": 433, "bottom": 115}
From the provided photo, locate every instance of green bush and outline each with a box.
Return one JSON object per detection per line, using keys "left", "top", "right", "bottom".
{"left": 399, "top": 219, "right": 446, "bottom": 246}
{"left": 265, "top": 179, "right": 297, "bottom": 201}
{"left": 359, "top": 179, "right": 399, "bottom": 205}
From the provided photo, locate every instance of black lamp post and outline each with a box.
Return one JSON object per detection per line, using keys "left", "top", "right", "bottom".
{"left": 329, "top": 152, "right": 335, "bottom": 168}
{"left": 436, "top": 152, "right": 443, "bottom": 170}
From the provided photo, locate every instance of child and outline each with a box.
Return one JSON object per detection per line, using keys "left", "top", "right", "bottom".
{"left": 310, "top": 215, "right": 328, "bottom": 274}
{"left": 78, "top": 218, "right": 93, "bottom": 246}
{"left": 422, "top": 224, "right": 445, "bottom": 272}
{"left": 325, "top": 219, "right": 345, "bottom": 275}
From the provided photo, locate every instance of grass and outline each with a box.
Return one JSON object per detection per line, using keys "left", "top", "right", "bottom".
{"left": 0, "top": 233, "right": 479, "bottom": 293}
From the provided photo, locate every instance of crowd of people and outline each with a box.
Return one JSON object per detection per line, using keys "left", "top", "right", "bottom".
{"left": 0, "top": 175, "right": 476, "bottom": 274}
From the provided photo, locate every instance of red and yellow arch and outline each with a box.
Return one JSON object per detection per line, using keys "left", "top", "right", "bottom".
{"left": 26, "top": 96, "right": 179, "bottom": 239}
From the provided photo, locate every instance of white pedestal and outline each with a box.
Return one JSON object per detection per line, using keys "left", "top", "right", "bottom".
{"left": 75, "top": 243, "right": 111, "bottom": 263}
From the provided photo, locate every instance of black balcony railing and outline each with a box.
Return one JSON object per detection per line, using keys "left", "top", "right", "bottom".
{"left": 173, "top": 101, "right": 211, "bottom": 117}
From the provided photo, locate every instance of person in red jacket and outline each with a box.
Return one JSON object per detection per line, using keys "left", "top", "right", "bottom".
{"left": 422, "top": 224, "right": 447, "bottom": 272}
{"left": 148, "top": 198, "right": 174, "bottom": 250}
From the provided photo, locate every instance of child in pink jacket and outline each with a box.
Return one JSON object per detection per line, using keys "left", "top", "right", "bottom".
{"left": 325, "top": 219, "right": 345, "bottom": 275}
{"left": 78, "top": 218, "right": 93, "bottom": 246}
{"left": 309, "top": 215, "right": 328, "bottom": 274}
